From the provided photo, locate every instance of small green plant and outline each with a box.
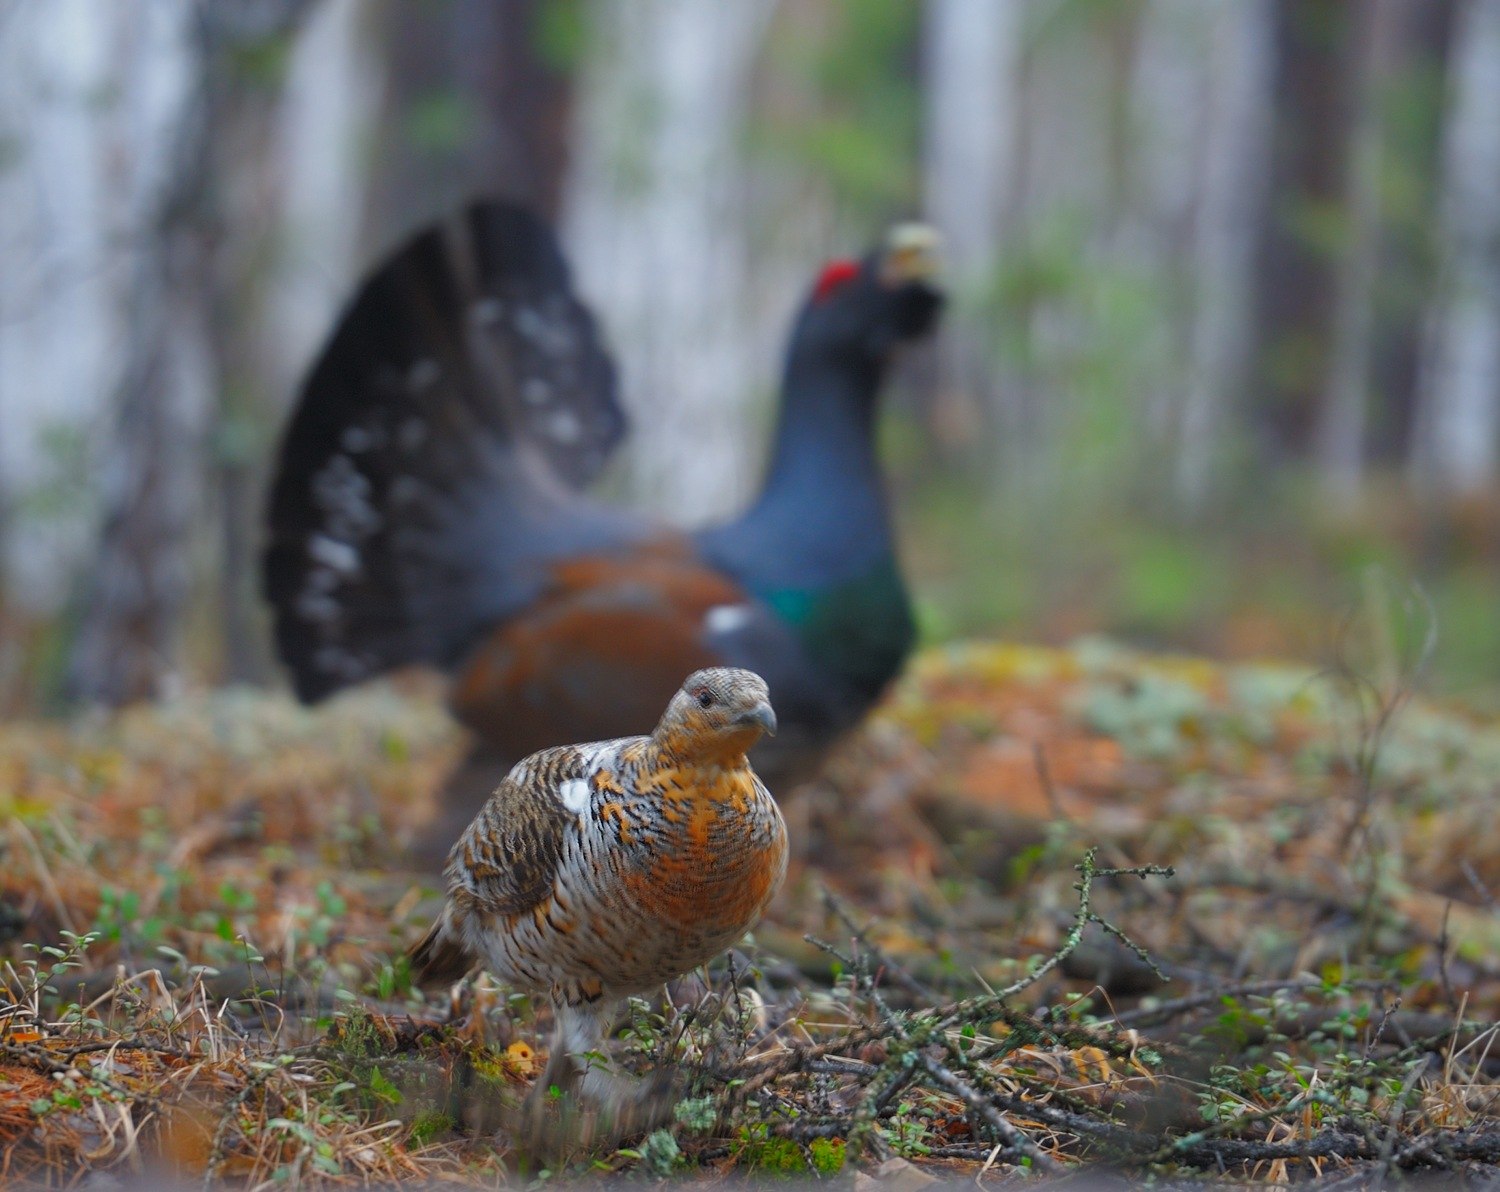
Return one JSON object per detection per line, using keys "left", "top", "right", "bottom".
{"left": 636, "top": 1129, "right": 681, "bottom": 1176}
{"left": 673, "top": 1096, "right": 717, "bottom": 1132}
{"left": 12, "top": 930, "right": 100, "bottom": 1012}
{"left": 880, "top": 1104, "right": 933, "bottom": 1156}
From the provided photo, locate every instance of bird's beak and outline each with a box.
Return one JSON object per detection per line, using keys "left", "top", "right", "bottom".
{"left": 735, "top": 701, "right": 777, "bottom": 737}
{"left": 880, "top": 223, "right": 943, "bottom": 287}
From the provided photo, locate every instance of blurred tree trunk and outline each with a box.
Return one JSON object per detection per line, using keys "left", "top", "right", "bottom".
{"left": 1316, "top": 0, "right": 1411, "bottom": 504}
{"left": 564, "top": 0, "right": 779, "bottom": 523}
{"left": 66, "top": 0, "right": 315, "bottom": 705}
{"left": 205, "top": 3, "right": 329, "bottom": 687}
{"left": 1126, "top": 0, "right": 1274, "bottom": 506}
{"left": 1366, "top": 0, "right": 1454, "bottom": 466}
{"left": 363, "top": 0, "right": 572, "bottom": 241}
{"left": 0, "top": 5, "right": 184, "bottom": 623}
{"left": 1177, "top": 1, "right": 1275, "bottom": 505}
{"left": 920, "top": 0, "right": 1023, "bottom": 451}
{"left": 1412, "top": 0, "right": 1500, "bottom": 496}
{"left": 267, "top": 0, "right": 379, "bottom": 408}
{"left": 1003, "top": 3, "right": 1125, "bottom": 478}
{"left": 1252, "top": 0, "right": 1354, "bottom": 465}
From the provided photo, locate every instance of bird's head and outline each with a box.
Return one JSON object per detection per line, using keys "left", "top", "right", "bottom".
{"left": 795, "top": 223, "right": 945, "bottom": 365}
{"left": 656, "top": 667, "right": 777, "bottom": 763}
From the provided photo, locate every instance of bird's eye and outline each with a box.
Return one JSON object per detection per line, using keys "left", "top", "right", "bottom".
{"left": 695, "top": 688, "right": 714, "bottom": 709}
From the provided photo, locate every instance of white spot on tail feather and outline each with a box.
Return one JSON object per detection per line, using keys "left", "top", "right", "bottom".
{"left": 340, "top": 425, "right": 372, "bottom": 452}
{"left": 307, "top": 533, "right": 360, "bottom": 575}
{"left": 407, "top": 359, "right": 441, "bottom": 390}
{"left": 547, "top": 410, "right": 581, "bottom": 444}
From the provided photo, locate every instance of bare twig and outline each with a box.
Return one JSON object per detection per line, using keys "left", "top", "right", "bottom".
{"left": 937, "top": 849, "right": 1173, "bottom": 1029}
{"left": 915, "top": 1050, "right": 1062, "bottom": 1173}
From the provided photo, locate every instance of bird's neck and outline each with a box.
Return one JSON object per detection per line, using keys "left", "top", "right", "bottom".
{"left": 759, "top": 349, "right": 884, "bottom": 504}
{"left": 646, "top": 736, "right": 757, "bottom": 790}
{"left": 696, "top": 342, "right": 914, "bottom": 699}
{"left": 713, "top": 346, "right": 895, "bottom": 579}
{"left": 651, "top": 725, "right": 758, "bottom": 771}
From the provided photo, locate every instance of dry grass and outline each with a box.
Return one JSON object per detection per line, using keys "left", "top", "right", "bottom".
{"left": 1, "top": 641, "right": 1498, "bottom": 1185}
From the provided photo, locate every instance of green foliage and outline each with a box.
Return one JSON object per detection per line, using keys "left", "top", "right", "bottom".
{"left": 380, "top": 730, "right": 410, "bottom": 763}
{"left": 224, "top": 32, "right": 295, "bottom": 89}
{"left": 899, "top": 457, "right": 1500, "bottom": 707}
{"left": 326, "top": 1007, "right": 385, "bottom": 1062}
{"left": 533, "top": 0, "right": 591, "bottom": 71}
{"left": 405, "top": 91, "right": 472, "bottom": 154}
{"left": 15, "top": 422, "right": 91, "bottom": 522}
{"left": 879, "top": 1105, "right": 934, "bottom": 1156}
{"left": 93, "top": 886, "right": 165, "bottom": 946}
{"left": 19, "top": 931, "right": 100, "bottom": 1008}
{"left": 759, "top": 0, "right": 921, "bottom": 217}
{"left": 1115, "top": 532, "right": 1232, "bottom": 637}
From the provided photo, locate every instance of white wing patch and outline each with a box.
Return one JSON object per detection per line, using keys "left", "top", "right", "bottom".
{"left": 705, "top": 603, "right": 755, "bottom": 634}
{"left": 558, "top": 778, "right": 590, "bottom": 815}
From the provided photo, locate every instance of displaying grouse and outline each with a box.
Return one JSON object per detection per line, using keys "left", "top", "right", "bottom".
{"left": 409, "top": 667, "right": 786, "bottom": 1112}
{"left": 263, "top": 201, "right": 943, "bottom": 854}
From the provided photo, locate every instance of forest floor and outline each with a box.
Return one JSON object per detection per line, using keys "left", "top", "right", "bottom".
{"left": 2, "top": 636, "right": 1499, "bottom": 1187}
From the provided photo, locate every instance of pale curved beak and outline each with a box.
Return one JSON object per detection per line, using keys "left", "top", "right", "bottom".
{"left": 881, "top": 223, "right": 943, "bottom": 286}
{"left": 735, "top": 701, "right": 777, "bottom": 737}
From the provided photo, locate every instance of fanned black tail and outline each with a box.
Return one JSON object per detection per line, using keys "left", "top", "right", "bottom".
{"left": 263, "top": 201, "right": 625, "bottom": 702}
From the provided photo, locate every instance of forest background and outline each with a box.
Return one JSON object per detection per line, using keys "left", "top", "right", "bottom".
{"left": 3, "top": 0, "right": 1500, "bottom": 711}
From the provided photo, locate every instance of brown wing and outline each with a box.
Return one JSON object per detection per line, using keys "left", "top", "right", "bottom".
{"left": 444, "top": 744, "right": 613, "bottom": 917}
{"left": 447, "top": 544, "right": 746, "bottom": 756}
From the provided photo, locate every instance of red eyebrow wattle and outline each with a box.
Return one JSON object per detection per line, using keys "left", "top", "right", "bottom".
{"left": 813, "top": 259, "right": 860, "bottom": 302}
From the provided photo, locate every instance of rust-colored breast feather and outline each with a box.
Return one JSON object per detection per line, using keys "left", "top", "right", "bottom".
{"left": 606, "top": 760, "right": 785, "bottom": 936}
{"left": 448, "top": 542, "right": 747, "bottom": 756}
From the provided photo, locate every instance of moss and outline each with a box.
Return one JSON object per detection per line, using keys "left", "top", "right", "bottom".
{"left": 407, "top": 1109, "right": 455, "bottom": 1147}
{"left": 810, "top": 1138, "right": 846, "bottom": 1174}
{"left": 745, "top": 1137, "right": 806, "bottom": 1174}
{"left": 737, "top": 1130, "right": 844, "bottom": 1176}
{"left": 468, "top": 1050, "right": 516, "bottom": 1090}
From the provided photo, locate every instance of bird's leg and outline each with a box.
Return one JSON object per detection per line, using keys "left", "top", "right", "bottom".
{"left": 518, "top": 999, "right": 680, "bottom": 1155}
{"left": 516, "top": 1000, "right": 615, "bottom": 1158}
{"left": 569, "top": 1003, "right": 682, "bottom": 1141}
{"left": 541, "top": 1000, "right": 612, "bottom": 1101}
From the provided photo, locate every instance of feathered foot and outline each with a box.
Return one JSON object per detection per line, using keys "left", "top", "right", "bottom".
{"left": 511, "top": 1002, "right": 682, "bottom": 1160}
